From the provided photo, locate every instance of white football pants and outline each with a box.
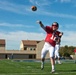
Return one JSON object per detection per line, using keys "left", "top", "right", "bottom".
{"left": 41, "top": 42, "right": 55, "bottom": 58}
{"left": 55, "top": 44, "right": 60, "bottom": 58}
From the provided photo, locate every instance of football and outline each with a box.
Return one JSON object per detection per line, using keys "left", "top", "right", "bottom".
{"left": 31, "top": 6, "right": 37, "bottom": 11}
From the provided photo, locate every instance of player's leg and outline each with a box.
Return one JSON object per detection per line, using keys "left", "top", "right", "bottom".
{"left": 58, "top": 57, "right": 61, "bottom": 64}
{"left": 55, "top": 46, "right": 57, "bottom": 64}
{"left": 56, "top": 44, "right": 61, "bottom": 64}
{"left": 41, "top": 42, "right": 48, "bottom": 70}
{"left": 49, "top": 46, "right": 55, "bottom": 73}
{"left": 55, "top": 55, "right": 57, "bottom": 64}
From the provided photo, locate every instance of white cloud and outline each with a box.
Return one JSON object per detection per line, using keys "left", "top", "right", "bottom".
{"left": 38, "top": 11, "right": 76, "bottom": 19}
{"left": 0, "top": 0, "right": 76, "bottom": 19}
{"left": 0, "top": 30, "right": 76, "bottom": 50}
{"left": 55, "top": 0, "right": 71, "bottom": 3}
{"left": 61, "top": 31, "right": 76, "bottom": 46}
{"left": 59, "top": 24, "right": 76, "bottom": 31}
{"left": 30, "top": 0, "right": 51, "bottom": 6}
{"left": 0, "top": 22, "right": 34, "bottom": 28}
{"left": 60, "top": 0, "right": 71, "bottom": 3}
{"left": 0, "top": 31, "right": 45, "bottom": 50}
{"left": 64, "top": 24, "right": 76, "bottom": 29}
{"left": 0, "top": 1, "right": 30, "bottom": 15}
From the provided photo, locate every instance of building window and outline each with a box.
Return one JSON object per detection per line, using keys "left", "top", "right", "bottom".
{"left": 29, "top": 54, "right": 36, "bottom": 59}
{"left": 30, "top": 48, "right": 36, "bottom": 51}
{"left": 29, "top": 55, "right": 32, "bottom": 59}
{"left": 30, "top": 48, "right": 32, "bottom": 50}
{"left": 33, "top": 48, "right": 36, "bottom": 50}
{"left": 24, "top": 47, "right": 27, "bottom": 50}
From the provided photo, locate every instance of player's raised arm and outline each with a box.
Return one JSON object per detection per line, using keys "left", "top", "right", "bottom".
{"left": 37, "top": 20, "right": 46, "bottom": 30}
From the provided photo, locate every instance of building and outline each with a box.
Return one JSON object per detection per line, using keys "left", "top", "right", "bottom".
{"left": 0, "top": 39, "right": 49, "bottom": 59}
{"left": 0, "top": 39, "right": 5, "bottom": 50}
{"left": 20, "top": 40, "right": 40, "bottom": 59}
{"left": 20, "top": 40, "right": 49, "bottom": 59}
{"left": 36, "top": 40, "right": 49, "bottom": 59}
{"left": 20, "top": 40, "right": 40, "bottom": 51}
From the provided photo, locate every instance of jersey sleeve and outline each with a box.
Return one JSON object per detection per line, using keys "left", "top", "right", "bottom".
{"left": 45, "top": 26, "right": 52, "bottom": 33}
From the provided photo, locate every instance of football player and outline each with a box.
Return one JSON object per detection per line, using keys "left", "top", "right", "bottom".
{"left": 37, "top": 21, "right": 62, "bottom": 73}
{"left": 55, "top": 32, "right": 63, "bottom": 64}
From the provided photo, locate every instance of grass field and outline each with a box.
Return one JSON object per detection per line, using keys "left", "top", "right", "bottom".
{"left": 0, "top": 59, "right": 76, "bottom": 75}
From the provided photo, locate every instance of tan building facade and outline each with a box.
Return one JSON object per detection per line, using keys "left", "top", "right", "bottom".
{"left": 36, "top": 40, "right": 49, "bottom": 59}
{"left": 0, "top": 39, "right": 49, "bottom": 59}
{"left": 19, "top": 40, "right": 49, "bottom": 59}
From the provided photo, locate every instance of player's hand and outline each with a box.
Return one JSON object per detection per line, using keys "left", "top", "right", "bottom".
{"left": 59, "top": 32, "right": 63, "bottom": 36}
{"left": 54, "top": 37, "right": 58, "bottom": 41}
{"left": 36, "top": 20, "right": 45, "bottom": 29}
{"left": 36, "top": 20, "right": 42, "bottom": 24}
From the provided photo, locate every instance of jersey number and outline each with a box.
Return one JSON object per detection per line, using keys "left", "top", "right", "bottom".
{"left": 50, "top": 33, "right": 57, "bottom": 41}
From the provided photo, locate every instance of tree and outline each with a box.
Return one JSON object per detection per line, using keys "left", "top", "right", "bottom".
{"left": 59, "top": 45, "right": 76, "bottom": 57}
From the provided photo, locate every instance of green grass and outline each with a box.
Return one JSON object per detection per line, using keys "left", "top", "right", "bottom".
{"left": 0, "top": 60, "right": 76, "bottom": 75}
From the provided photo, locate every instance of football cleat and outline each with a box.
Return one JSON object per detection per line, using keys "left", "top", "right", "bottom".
{"left": 58, "top": 61, "right": 62, "bottom": 64}
{"left": 51, "top": 69, "right": 55, "bottom": 73}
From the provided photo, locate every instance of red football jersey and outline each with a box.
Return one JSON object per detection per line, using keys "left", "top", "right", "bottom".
{"left": 45, "top": 26, "right": 60, "bottom": 47}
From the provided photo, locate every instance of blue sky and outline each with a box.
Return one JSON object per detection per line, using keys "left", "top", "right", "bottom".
{"left": 0, "top": 0, "right": 76, "bottom": 50}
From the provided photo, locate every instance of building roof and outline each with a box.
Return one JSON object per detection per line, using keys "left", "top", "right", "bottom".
{"left": 22, "top": 40, "right": 40, "bottom": 46}
{"left": 0, "top": 39, "right": 5, "bottom": 45}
